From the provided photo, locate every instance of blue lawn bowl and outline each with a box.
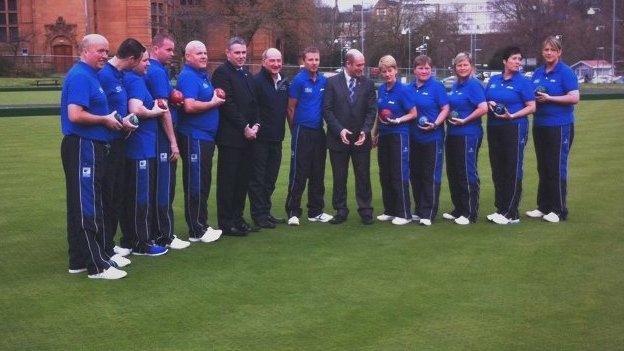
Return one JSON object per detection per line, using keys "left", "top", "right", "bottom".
{"left": 115, "top": 113, "right": 139, "bottom": 126}
{"left": 535, "top": 85, "right": 547, "bottom": 95}
{"left": 418, "top": 116, "right": 429, "bottom": 127}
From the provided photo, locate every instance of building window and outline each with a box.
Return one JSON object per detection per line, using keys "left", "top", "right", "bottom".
{"left": 0, "top": 0, "right": 19, "bottom": 42}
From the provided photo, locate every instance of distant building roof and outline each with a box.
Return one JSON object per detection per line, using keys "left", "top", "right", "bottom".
{"left": 571, "top": 60, "right": 613, "bottom": 69}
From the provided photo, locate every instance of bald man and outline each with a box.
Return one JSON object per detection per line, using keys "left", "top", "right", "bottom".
{"left": 323, "top": 49, "right": 377, "bottom": 225}
{"left": 60, "top": 34, "right": 127, "bottom": 279}
{"left": 249, "top": 48, "right": 289, "bottom": 228}
{"left": 176, "top": 40, "right": 225, "bottom": 243}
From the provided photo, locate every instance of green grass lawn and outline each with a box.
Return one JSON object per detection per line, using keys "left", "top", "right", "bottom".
{"left": 0, "top": 90, "right": 60, "bottom": 105}
{"left": 0, "top": 100, "right": 623, "bottom": 350}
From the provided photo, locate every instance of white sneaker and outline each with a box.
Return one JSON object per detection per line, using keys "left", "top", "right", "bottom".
{"left": 377, "top": 214, "right": 395, "bottom": 221}
{"left": 526, "top": 209, "right": 545, "bottom": 218}
{"left": 88, "top": 266, "right": 127, "bottom": 280}
{"left": 308, "top": 213, "right": 333, "bottom": 223}
{"left": 391, "top": 217, "right": 411, "bottom": 225}
{"left": 189, "top": 227, "right": 222, "bottom": 243}
{"left": 442, "top": 212, "right": 456, "bottom": 220}
{"left": 411, "top": 214, "right": 421, "bottom": 221}
{"left": 542, "top": 212, "right": 560, "bottom": 223}
{"left": 454, "top": 216, "right": 470, "bottom": 225}
{"left": 113, "top": 245, "right": 132, "bottom": 257}
{"left": 288, "top": 216, "right": 300, "bottom": 226}
{"left": 491, "top": 213, "right": 510, "bottom": 225}
{"left": 68, "top": 268, "right": 87, "bottom": 274}
{"left": 167, "top": 235, "right": 191, "bottom": 249}
{"left": 419, "top": 218, "right": 432, "bottom": 226}
{"left": 110, "top": 253, "right": 131, "bottom": 268}
{"left": 486, "top": 212, "right": 500, "bottom": 222}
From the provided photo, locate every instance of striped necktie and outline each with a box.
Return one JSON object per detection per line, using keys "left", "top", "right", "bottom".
{"left": 348, "top": 77, "right": 356, "bottom": 103}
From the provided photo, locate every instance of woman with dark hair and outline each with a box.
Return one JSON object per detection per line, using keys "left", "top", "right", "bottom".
{"left": 484, "top": 46, "right": 536, "bottom": 225}
{"left": 372, "top": 55, "right": 417, "bottom": 225}
{"left": 526, "top": 36, "right": 579, "bottom": 223}
{"left": 442, "top": 52, "right": 488, "bottom": 225}
{"left": 407, "top": 55, "right": 449, "bottom": 226}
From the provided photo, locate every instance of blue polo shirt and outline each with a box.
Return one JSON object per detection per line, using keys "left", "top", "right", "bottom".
{"left": 60, "top": 61, "right": 111, "bottom": 142}
{"left": 532, "top": 61, "right": 578, "bottom": 127}
{"left": 485, "top": 72, "right": 534, "bottom": 127}
{"left": 145, "top": 58, "right": 177, "bottom": 124}
{"left": 176, "top": 64, "right": 220, "bottom": 142}
{"left": 97, "top": 62, "right": 128, "bottom": 140}
{"left": 447, "top": 77, "right": 486, "bottom": 136}
{"left": 123, "top": 70, "right": 157, "bottom": 159}
{"left": 377, "top": 82, "right": 413, "bottom": 136}
{"left": 408, "top": 77, "right": 448, "bottom": 143}
{"left": 289, "top": 69, "right": 326, "bottom": 129}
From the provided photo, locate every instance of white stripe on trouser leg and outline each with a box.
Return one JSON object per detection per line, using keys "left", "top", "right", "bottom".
{"left": 557, "top": 125, "right": 564, "bottom": 213}
{"left": 195, "top": 139, "right": 202, "bottom": 230}
{"left": 78, "top": 139, "right": 100, "bottom": 273}
{"left": 400, "top": 135, "right": 408, "bottom": 219}
{"left": 428, "top": 140, "right": 438, "bottom": 220}
{"left": 505, "top": 126, "right": 521, "bottom": 218}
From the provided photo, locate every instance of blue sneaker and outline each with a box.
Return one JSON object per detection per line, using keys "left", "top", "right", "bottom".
{"left": 133, "top": 244, "right": 168, "bottom": 257}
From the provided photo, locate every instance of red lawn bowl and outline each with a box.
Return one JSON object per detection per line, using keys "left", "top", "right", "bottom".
{"left": 215, "top": 88, "right": 226, "bottom": 99}
{"left": 169, "top": 89, "right": 185, "bottom": 105}
{"left": 379, "top": 109, "right": 392, "bottom": 123}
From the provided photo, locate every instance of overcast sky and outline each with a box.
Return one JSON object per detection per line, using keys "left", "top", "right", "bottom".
{"left": 321, "top": 0, "right": 376, "bottom": 10}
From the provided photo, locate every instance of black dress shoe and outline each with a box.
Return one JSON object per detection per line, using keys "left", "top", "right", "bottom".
{"left": 267, "top": 214, "right": 286, "bottom": 224}
{"left": 361, "top": 217, "right": 374, "bottom": 225}
{"left": 223, "top": 226, "right": 248, "bottom": 236}
{"left": 240, "top": 221, "right": 261, "bottom": 232}
{"left": 329, "top": 216, "right": 347, "bottom": 224}
{"left": 255, "top": 218, "right": 276, "bottom": 229}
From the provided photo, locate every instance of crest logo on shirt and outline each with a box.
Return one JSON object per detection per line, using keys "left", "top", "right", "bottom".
{"left": 82, "top": 167, "right": 91, "bottom": 178}
{"left": 190, "top": 153, "right": 198, "bottom": 162}
{"left": 490, "top": 84, "right": 497, "bottom": 88}
{"left": 320, "top": 88, "right": 325, "bottom": 92}
{"left": 534, "top": 79, "right": 541, "bottom": 83}
{"left": 203, "top": 83, "right": 209, "bottom": 88}
{"left": 115, "top": 85, "right": 122, "bottom": 93}
{"left": 160, "top": 153, "right": 168, "bottom": 162}
{"left": 98, "top": 87, "right": 104, "bottom": 94}
{"left": 139, "top": 160, "right": 147, "bottom": 169}
{"left": 506, "top": 86, "right": 514, "bottom": 90}
{"left": 422, "top": 92, "right": 429, "bottom": 95}
{"left": 304, "top": 87, "right": 313, "bottom": 93}
{"left": 388, "top": 100, "right": 396, "bottom": 104}
{"left": 550, "top": 79, "right": 556, "bottom": 82}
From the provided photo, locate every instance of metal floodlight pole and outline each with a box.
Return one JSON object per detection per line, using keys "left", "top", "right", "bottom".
{"left": 361, "top": 0, "right": 365, "bottom": 56}
{"left": 611, "top": 0, "right": 616, "bottom": 76}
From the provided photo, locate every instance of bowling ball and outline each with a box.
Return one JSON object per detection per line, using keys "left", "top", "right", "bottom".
{"left": 450, "top": 110, "right": 460, "bottom": 119}
{"left": 169, "top": 89, "right": 184, "bottom": 104}
{"left": 418, "top": 116, "right": 429, "bottom": 127}
{"left": 215, "top": 88, "right": 226, "bottom": 99}
{"left": 534, "top": 85, "right": 547, "bottom": 95}
{"left": 493, "top": 104, "right": 506, "bottom": 115}
{"left": 128, "top": 113, "right": 139, "bottom": 126}
{"left": 379, "top": 109, "right": 392, "bottom": 123}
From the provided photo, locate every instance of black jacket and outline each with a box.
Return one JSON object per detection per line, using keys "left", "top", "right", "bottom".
{"left": 323, "top": 71, "right": 377, "bottom": 151}
{"left": 212, "top": 60, "right": 258, "bottom": 148}
{"left": 253, "top": 67, "right": 289, "bottom": 142}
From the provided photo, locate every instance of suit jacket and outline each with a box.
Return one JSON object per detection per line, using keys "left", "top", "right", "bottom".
{"left": 212, "top": 60, "right": 258, "bottom": 148}
{"left": 253, "top": 67, "right": 289, "bottom": 142}
{"left": 323, "top": 71, "right": 377, "bottom": 151}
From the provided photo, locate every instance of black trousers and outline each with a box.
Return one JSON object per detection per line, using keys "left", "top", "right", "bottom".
{"left": 153, "top": 129, "right": 177, "bottom": 245}
{"left": 329, "top": 147, "right": 373, "bottom": 219}
{"left": 179, "top": 134, "right": 216, "bottom": 238}
{"left": 445, "top": 134, "right": 482, "bottom": 222}
{"left": 533, "top": 124, "right": 574, "bottom": 219}
{"left": 61, "top": 136, "right": 113, "bottom": 274}
{"left": 378, "top": 134, "right": 411, "bottom": 219}
{"left": 122, "top": 158, "right": 156, "bottom": 252}
{"left": 217, "top": 144, "right": 252, "bottom": 229}
{"left": 487, "top": 123, "right": 528, "bottom": 220}
{"left": 410, "top": 138, "right": 444, "bottom": 221}
{"left": 285, "top": 126, "right": 327, "bottom": 218}
{"left": 102, "top": 137, "right": 127, "bottom": 255}
{"left": 249, "top": 140, "right": 282, "bottom": 222}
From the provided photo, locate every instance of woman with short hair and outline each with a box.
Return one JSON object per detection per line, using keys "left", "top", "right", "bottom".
{"left": 442, "top": 52, "right": 488, "bottom": 225}
{"left": 484, "top": 46, "right": 536, "bottom": 225}
{"left": 407, "top": 55, "right": 449, "bottom": 226}
{"left": 372, "top": 55, "right": 417, "bottom": 225}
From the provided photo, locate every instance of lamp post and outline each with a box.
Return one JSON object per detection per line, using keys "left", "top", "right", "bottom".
{"left": 402, "top": 28, "right": 411, "bottom": 68}
{"left": 422, "top": 35, "right": 430, "bottom": 55}
{"left": 588, "top": 1, "right": 621, "bottom": 78}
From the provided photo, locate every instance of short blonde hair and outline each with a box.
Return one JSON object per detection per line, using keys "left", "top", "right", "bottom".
{"left": 542, "top": 36, "right": 562, "bottom": 52}
{"left": 378, "top": 55, "right": 397, "bottom": 70}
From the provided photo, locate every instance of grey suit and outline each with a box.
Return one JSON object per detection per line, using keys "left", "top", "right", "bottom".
{"left": 323, "top": 71, "right": 377, "bottom": 220}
